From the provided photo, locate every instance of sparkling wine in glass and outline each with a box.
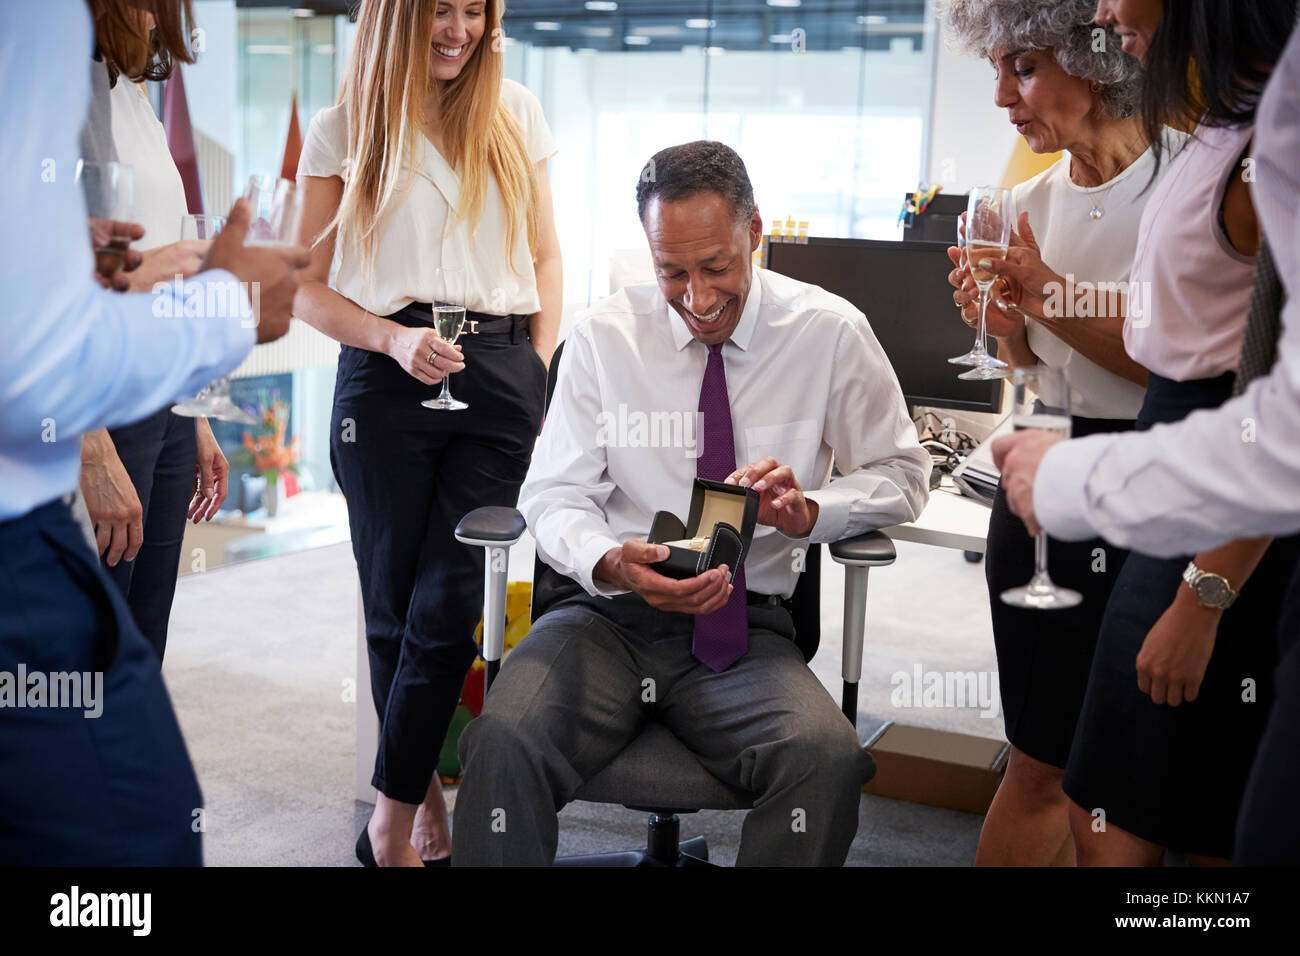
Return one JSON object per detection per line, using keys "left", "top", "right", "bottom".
{"left": 422, "top": 267, "right": 469, "bottom": 411}
{"left": 950, "top": 186, "right": 1012, "bottom": 380}
{"left": 1000, "top": 366, "right": 1082, "bottom": 610}
{"left": 170, "top": 213, "right": 256, "bottom": 425}
{"left": 78, "top": 160, "right": 134, "bottom": 260}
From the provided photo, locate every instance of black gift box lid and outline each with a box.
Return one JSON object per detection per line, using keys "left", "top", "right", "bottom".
{"left": 646, "top": 478, "right": 760, "bottom": 580}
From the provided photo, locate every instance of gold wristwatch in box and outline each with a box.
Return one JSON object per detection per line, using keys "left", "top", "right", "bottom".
{"left": 1182, "top": 561, "right": 1239, "bottom": 610}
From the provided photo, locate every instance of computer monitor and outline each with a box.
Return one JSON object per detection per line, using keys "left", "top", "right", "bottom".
{"left": 765, "top": 237, "right": 1003, "bottom": 414}
{"left": 902, "top": 192, "right": 969, "bottom": 244}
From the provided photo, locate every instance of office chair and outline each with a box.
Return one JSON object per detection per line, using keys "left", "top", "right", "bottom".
{"left": 454, "top": 342, "right": 898, "bottom": 866}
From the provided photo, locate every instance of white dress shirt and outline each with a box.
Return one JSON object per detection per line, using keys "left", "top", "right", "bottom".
{"left": 519, "top": 266, "right": 932, "bottom": 598}
{"left": 1034, "top": 24, "right": 1300, "bottom": 556}
{"left": 297, "top": 80, "right": 558, "bottom": 317}
{"left": 0, "top": 1, "right": 255, "bottom": 521}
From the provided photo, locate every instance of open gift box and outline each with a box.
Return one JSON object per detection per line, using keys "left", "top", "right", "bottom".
{"left": 647, "top": 478, "right": 760, "bottom": 579}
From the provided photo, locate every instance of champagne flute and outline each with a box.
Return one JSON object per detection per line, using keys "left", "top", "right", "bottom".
{"left": 78, "top": 160, "right": 134, "bottom": 262}
{"left": 244, "top": 174, "right": 304, "bottom": 247}
{"left": 422, "top": 267, "right": 469, "bottom": 411}
{"left": 170, "top": 213, "right": 257, "bottom": 425}
{"left": 950, "top": 186, "right": 1012, "bottom": 380}
{"left": 1000, "top": 366, "right": 1082, "bottom": 610}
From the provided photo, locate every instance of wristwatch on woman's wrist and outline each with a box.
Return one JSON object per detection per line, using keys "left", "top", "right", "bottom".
{"left": 1182, "top": 561, "right": 1239, "bottom": 610}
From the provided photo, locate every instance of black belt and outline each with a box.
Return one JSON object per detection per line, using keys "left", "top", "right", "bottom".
{"left": 459, "top": 314, "right": 529, "bottom": 337}
{"left": 390, "top": 304, "right": 530, "bottom": 343}
{"left": 746, "top": 590, "right": 784, "bottom": 608}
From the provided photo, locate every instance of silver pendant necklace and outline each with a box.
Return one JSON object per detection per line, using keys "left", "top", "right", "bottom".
{"left": 1088, "top": 179, "right": 1119, "bottom": 219}
{"left": 1074, "top": 157, "right": 1120, "bottom": 220}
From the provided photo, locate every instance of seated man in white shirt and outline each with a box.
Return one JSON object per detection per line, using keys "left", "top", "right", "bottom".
{"left": 451, "top": 141, "right": 931, "bottom": 866}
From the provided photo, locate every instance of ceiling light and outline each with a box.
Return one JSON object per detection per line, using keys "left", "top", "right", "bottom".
{"left": 584, "top": 1, "right": 618, "bottom": 10}
{"left": 533, "top": 21, "right": 561, "bottom": 31}
{"left": 624, "top": 35, "right": 651, "bottom": 46}
{"left": 685, "top": 18, "right": 715, "bottom": 29}
{"left": 767, "top": 0, "right": 802, "bottom": 8}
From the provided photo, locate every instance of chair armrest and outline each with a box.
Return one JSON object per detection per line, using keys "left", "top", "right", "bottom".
{"left": 829, "top": 530, "right": 896, "bottom": 567}
{"left": 455, "top": 506, "right": 527, "bottom": 548}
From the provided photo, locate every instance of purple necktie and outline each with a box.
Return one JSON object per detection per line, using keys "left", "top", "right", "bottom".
{"left": 692, "top": 342, "right": 748, "bottom": 672}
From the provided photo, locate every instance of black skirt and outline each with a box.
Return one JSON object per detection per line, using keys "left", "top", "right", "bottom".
{"left": 985, "top": 414, "right": 1137, "bottom": 770}
{"left": 1062, "top": 371, "right": 1300, "bottom": 859}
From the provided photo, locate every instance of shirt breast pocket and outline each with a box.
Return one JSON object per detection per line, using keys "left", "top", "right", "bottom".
{"left": 743, "top": 419, "right": 821, "bottom": 468}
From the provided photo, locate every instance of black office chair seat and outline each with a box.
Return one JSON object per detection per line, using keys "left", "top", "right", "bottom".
{"left": 547, "top": 723, "right": 753, "bottom": 867}
{"left": 573, "top": 721, "right": 753, "bottom": 813}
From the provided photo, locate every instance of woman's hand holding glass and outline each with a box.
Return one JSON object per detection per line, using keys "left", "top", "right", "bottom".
{"left": 125, "top": 239, "right": 212, "bottom": 292}
{"left": 388, "top": 326, "right": 464, "bottom": 386}
{"left": 980, "top": 211, "right": 1067, "bottom": 322}
{"left": 947, "top": 245, "right": 1024, "bottom": 339}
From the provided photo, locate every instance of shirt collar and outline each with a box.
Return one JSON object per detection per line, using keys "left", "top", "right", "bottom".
{"left": 667, "top": 266, "right": 763, "bottom": 352}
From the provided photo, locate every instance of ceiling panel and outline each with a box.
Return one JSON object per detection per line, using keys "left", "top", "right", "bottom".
{"left": 234, "top": 1, "right": 930, "bottom": 53}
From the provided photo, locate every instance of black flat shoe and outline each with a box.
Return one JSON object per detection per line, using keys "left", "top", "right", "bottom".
{"left": 423, "top": 856, "right": 451, "bottom": 867}
{"left": 355, "top": 825, "right": 378, "bottom": 868}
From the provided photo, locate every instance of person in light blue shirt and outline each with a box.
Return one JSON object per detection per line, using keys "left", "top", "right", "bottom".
{"left": 0, "top": 0, "right": 307, "bottom": 864}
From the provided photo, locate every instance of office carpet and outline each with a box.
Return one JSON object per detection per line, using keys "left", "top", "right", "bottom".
{"left": 164, "top": 537, "right": 1001, "bottom": 867}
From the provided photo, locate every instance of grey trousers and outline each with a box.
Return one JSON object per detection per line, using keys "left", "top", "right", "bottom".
{"left": 452, "top": 593, "right": 870, "bottom": 866}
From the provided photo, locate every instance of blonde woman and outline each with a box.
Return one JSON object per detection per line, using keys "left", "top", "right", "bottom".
{"left": 295, "top": 0, "right": 561, "bottom": 867}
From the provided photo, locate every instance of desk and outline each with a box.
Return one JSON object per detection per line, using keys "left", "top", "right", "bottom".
{"left": 882, "top": 481, "right": 991, "bottom": 555}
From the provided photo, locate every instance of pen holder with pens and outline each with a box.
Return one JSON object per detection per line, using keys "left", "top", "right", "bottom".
{"left": 647, "top": 478, "right": 760, "bottom": 579}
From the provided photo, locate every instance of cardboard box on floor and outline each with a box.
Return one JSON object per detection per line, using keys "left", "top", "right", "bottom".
{"left": 863, "top": 722, "right": 1010, "bottom": 815}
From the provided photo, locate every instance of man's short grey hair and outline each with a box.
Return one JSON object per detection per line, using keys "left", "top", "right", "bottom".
{"left": 939, "top": 0, "right": 1141, "bottom": 119}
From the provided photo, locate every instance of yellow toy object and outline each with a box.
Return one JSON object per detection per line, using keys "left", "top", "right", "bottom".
{"left": 472, "top": 580, "right": 533, "bottom": 654}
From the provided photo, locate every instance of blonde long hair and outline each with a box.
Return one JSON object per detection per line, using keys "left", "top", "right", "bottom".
{"left": 328, "top": 0, "right": 539, "bottom": 283}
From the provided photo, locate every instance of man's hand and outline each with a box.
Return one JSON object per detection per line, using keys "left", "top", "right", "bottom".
{"left": 1136, "top": 594, "right": 1221, "bottom": 706}
{"left": 189, "top": 418, "right": 228, "bottom": 523}
{"left": 726, "top": 457, "right": 819, "bottom": 537}
{"left": 594, "top": 540, "right": 734, "bottom": 614}
{"left": 992, "top": 430, "right": 1067, "bottom": 536}
{"left": 89, "top": 218, "right": 144, "bottom": 291}
{"left": 201, "top": 198, "right": 310, "bottom": 344}
{"left": 80, "top": 430, "right": 143, "bottom": 567}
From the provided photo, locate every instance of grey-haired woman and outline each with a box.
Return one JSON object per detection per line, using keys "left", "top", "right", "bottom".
{"left": 941, "top": 0, "right": 1178, "bottom": 865}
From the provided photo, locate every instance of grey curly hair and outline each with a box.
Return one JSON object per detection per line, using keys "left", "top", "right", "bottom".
{"left": 938, "top": 0, "right": 1142, "bottom": 119}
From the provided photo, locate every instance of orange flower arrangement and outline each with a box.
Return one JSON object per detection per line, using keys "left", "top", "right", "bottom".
{"left": 238, "top": 392, "right": 300, "bottom": 487}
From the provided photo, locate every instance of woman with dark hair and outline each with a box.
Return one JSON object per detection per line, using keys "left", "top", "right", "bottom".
{"left": 77, "top": 0, "right": 231, "bottom": 660}
{"left": 942, "top": 0, "right": 1165, "bottom": 866}
{"left": 1048, "top": 0, "right": 1300, "bottom": 865}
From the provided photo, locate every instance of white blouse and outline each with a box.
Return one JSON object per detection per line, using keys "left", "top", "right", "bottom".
{"left": 298, "top": 79, "right": 558, "bottom": 317}
{"left": 107, "top": 74, "right": 188, "bottom": 251}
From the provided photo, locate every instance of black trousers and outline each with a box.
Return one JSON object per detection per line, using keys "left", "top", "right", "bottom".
{"left": 0, "top": 498, "right": 203, "bottom": 865}
{"left": 103, "top": 407, "right": 197, "bottom": 661}
{"left": 331, "top": 305, "right": 546, "bottom": 804}
{"left": 985, "top": 414, "right": 1135, "bottom": 769}
{"left": 1235, "top": 546, "right": 1300, "bottom": 865}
